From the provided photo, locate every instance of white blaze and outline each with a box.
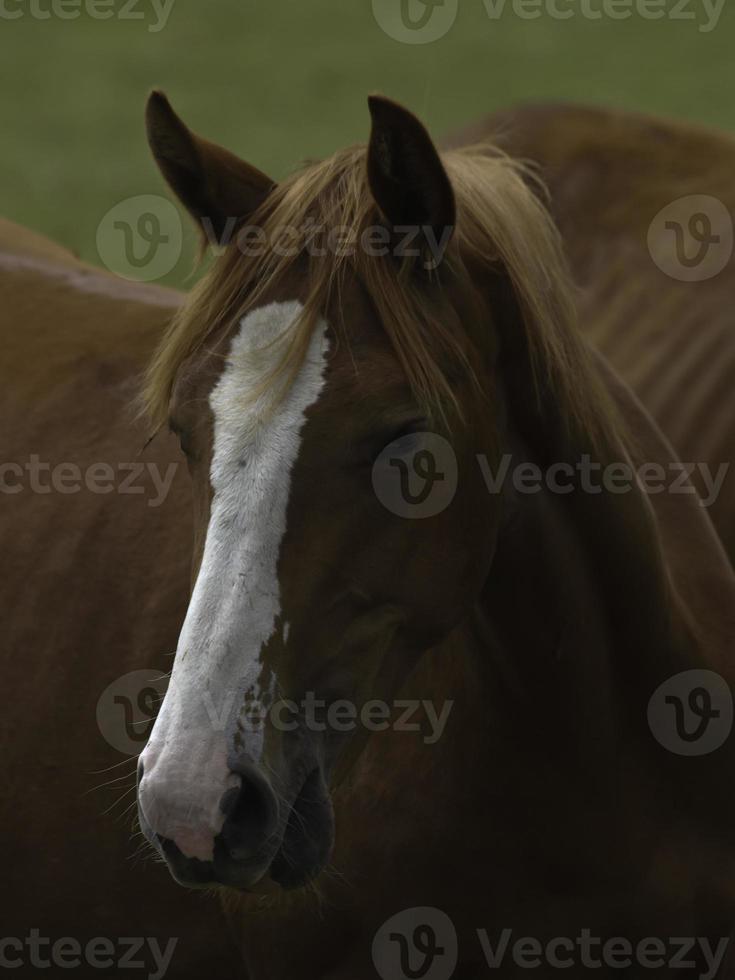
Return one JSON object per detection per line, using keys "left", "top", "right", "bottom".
{"left": 138, "top": 300, "right": 330, "bottom": 859}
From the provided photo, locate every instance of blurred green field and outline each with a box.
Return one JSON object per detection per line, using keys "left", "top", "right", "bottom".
{"left": 1, "top": 0, "right": 733, "bottom": 287}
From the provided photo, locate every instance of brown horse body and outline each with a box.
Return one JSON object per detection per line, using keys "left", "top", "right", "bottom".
{"left": 0, "top": 220, "right": 243, "bottom": 976}
{"left": 453, "top": 102, "right": 735, "bottom": 564}
{"left": 4, "top": 100, "right": 735, "bottom": 980}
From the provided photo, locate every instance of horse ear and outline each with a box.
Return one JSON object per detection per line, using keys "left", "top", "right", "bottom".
{"left": 367, "top": 95, "right": 455, "bottom": 240}
{"left": 145, "top": 90, "right": 275, "bottom": 244}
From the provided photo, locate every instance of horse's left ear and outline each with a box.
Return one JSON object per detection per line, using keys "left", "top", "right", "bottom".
{"left": 367, "top": 95, "right": 455, "bottom": 241}
{"left": 145, "top": 90, "right": 275, "bottom": 244}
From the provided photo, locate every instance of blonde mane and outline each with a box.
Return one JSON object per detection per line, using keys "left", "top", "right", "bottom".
{"left": 142, "top": 140, "right": 614, "bottom": 442}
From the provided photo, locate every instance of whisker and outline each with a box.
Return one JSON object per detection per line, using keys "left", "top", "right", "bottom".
{"left": 83, "top": 772, "right": 138, "bottom": 795}
{"left": 100, "top": 786, "right": 138, "bottom": 817}
{"left": 88, "top": 757, "right": 140, "bottom": 776}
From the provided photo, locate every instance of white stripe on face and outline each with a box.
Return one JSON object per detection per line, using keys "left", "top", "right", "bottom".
{"left": 138, "top": 300, "right": 330, "bottom": 860}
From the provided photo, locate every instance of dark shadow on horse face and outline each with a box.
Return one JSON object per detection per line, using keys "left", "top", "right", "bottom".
{"left": 136, "top": 93, "right": 504, "bottom": 892}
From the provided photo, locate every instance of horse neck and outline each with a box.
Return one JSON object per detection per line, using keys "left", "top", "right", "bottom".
{"left": 475, "top": 409, "right": 688, "bottom": 760}
{"left": 462, "top": 366, "right": 735, "bottom": 836}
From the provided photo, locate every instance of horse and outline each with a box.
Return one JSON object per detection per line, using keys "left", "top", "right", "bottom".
{"left": 0, "top": 219, "right": 245, "bottom": 976}
{"left": 4, "top": 93, "right": 735, "bottom": 979}
{"left": 450, "top": 102, "right": 735, "bottom": 564}
{"left": 131, "top": 91, "right": 735, "bottom": 978}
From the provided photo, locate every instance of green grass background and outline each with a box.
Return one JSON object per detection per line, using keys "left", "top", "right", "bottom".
{"left": 1, "top": 0, "right": 733, "bottom": 287}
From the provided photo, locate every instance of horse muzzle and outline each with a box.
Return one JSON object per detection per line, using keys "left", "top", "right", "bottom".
{"left": 137, "top": 746, "right": 334, "bottom": 891}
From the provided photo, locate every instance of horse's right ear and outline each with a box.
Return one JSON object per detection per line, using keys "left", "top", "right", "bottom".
{"left": 145, "top": 90, "right": 275, "bottom": 244}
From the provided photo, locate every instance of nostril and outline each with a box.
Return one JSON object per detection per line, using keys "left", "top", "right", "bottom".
{"left": 230, "top": 778, "right": 272, "bottom": 839}
{"left": 219, "top": 768, "right": 279, "bottom": 862}
{"left": 219, "top": 783, "right": 241, "bottom": 820}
